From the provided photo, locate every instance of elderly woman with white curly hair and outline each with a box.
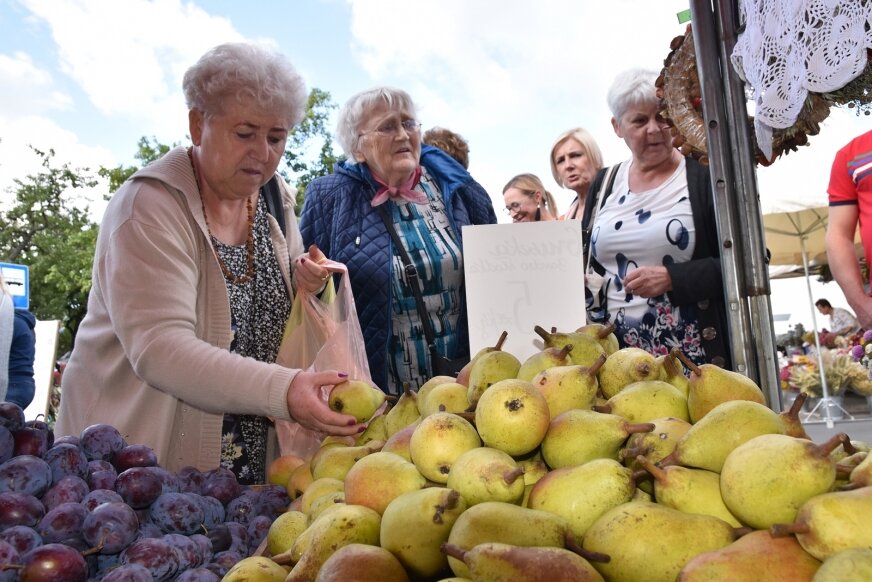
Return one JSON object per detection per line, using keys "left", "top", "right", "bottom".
{"left": 57, "top": 42, "right": 363, "bottom": 483}
{"left": 300, "top": 87, "right": 497, "bottom": 395}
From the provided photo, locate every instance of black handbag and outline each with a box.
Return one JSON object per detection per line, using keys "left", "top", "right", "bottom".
{"left": 375, "top": 205, "right": 468, "bottom": 378}
{"left": 583, "top": 164, "right": 621, "bottom": 324}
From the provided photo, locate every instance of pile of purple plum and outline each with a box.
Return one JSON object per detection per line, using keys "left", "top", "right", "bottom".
{"left": 0, "top": 402, "right": 289, "bottom": 581}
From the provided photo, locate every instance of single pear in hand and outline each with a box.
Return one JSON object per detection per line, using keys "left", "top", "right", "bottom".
{"left": 328, "top": 379, "right": 386, "bottom": 422}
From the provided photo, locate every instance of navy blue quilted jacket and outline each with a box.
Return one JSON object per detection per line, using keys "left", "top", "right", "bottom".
{"left": 299, "top": 145, "right": 497, "bottom": 392}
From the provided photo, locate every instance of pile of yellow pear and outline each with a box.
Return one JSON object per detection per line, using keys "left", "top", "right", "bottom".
{"left": 225, "top": 324, "right": 872, "bottom": 582}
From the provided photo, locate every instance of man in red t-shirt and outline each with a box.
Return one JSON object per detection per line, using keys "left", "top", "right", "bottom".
{"left": 826, "top": 129, "right": 872, "bottom": 328}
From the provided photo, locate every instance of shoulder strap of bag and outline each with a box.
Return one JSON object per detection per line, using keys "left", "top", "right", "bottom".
{"left": 585, "top": 163, "right": 621, "bottom": 271}
{"left": 261, "top": 175, "right": 286, "bottom": 236}
{"left": 375, "top": 205, "right": 439, "bottom": 351}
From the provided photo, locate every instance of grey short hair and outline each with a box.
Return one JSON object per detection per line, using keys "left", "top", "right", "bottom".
{"left": 607, "top": 68, "right": 660, "bottom": 122}
{"left": 548, "top": 127, "right": 604, "bottom": 186}
{"left": 183, "top": 42, "right": 307, "bottom": 127}
{"left": 335, "top": 87, "right": 417, "bottom": 163}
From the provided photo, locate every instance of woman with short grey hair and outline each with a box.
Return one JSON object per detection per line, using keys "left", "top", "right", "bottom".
{"left": 581, "top": 67, "right": 731, "bottom": 369}
{"left": 300, "top": 86, "right": 497, "bottom": 394}
{"left": 57, "top": 42, "right": 363, "bottom": 482}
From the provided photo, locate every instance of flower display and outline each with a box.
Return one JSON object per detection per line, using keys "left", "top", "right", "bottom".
{"left": 782, "top": 348, "right": 872, "bottom": 398}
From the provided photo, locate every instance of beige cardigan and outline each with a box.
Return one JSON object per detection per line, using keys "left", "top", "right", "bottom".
{"left": 56, "top": 147, "right": 305, "bottom": 472}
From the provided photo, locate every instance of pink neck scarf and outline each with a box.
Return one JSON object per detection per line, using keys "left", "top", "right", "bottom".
{"left": 370, "top": 166, "right": 427, "bottom": 207}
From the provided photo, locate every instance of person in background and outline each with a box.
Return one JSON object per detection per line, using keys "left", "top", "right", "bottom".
{"left": 826, "top": 129, "right": 872, "bottom": 328}
{"left": 549, "top": 127, "right": 604, "bottom": 220}
{"left": 56, "top": 42, "right": 362, "bottom": 483}
{"left": 815, "top": 298, "right": 861, "bottom": 347}
{"left": 0, "top": 273, "right": 35, "bottom": 409}
{"left": 582, "top": 67, "right": 731, "bottom": 368}
{"left": 300, "top": 87, "right": 497, "bottom": 395}
{"left": 502, "top": 173, "right": 559, "bottom": 222}
{"left": 423, "top": 126, "right": 470, "bottom": 170}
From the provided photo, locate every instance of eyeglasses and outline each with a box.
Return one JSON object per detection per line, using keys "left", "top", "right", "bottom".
{"left": 360, "top": 118, "right": 422, "bottom": 138}
{"left": 503, "top": 201, "right": 523, "bottom": 215}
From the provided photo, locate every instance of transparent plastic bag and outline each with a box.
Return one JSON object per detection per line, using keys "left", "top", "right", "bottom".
{"left": 273, "top": 261, "right": 372, "bottom": 459}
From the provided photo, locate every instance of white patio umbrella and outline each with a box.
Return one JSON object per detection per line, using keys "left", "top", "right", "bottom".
{"left": 763, "top": 205, "right": 862, "bottom": 425}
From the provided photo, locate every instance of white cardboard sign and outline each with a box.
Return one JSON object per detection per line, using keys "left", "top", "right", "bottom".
{"left": 462, "top": 221, "right": 587, "bottom": 362}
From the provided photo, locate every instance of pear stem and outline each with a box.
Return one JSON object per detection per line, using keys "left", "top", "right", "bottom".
{"left": 533, "top": 325, "right": 552, "bottom": 344}
{"left": 494, "top": 330, "right": 508, "bottom": 351}
{"left": 672, "top": 349, "right": 700, "bottom": 376}
{"left": 402, "top": 383, "right": 413, "bottom": 397}
{"left": 631, "top": 468, "right": 651, "bottom": 485}
{"left": 587, "top": 353, "right": 608, "bottom": 377}
{"left": 503, "top": 466, "right": 526, "bottom": 485}
{"left": 564, "top": 531, "right": 610, "bottom": 563}
{"left": 814, "top": 433, "right": 852, "bottom": 458}
{"left": 591, "top": 404, "right": 612, "bottom": 414}
{"left": 384, "top": 394, "right": 399, "bottom": 404}
{"left": 597, "top": 322, "right": 617, "bottom": 339}
{"left": 625, "top": 422, "right": 656, "bottom": 436}
{"left": 619, "top": 444, "right": 649, "bottom": 461}
{"left": 835, "top": 463, "right": 854, "bottom": 479}
{"left": 271, "top": 549, "right": 295, "bottom": 565}
{"left": 557, "top": 344, "right": 573, "bottom": 360}
{"left": 440, "top": 543, "right": 467, "bottom": 561}
{"left": 634, "top": 455, "right": 667, "bottom": 482}
{"left": 732, "top": 526, "right": 754, "bottom": 539}
{"left": 657, "top": 451, "right": 679, "bottom": 468}
{"left": 770, "top": 522, "right": 810, "bottom": 537}
{"left": 786, "top": 391, "right": 807, "bottom": 420}
{"left": 456, "top": 411, "right": 477, "bottom": 425}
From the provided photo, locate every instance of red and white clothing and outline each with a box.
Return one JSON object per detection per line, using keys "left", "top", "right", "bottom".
{"left": 828, "top": 129, "right": 872, "bottom": 279}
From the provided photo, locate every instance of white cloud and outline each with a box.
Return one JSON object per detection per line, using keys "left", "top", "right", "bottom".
{"left": 20, "top": 0, "right": 244, "bottom": 140}
{"left": 0, "top": 51, "right": 72, "bottom": 115}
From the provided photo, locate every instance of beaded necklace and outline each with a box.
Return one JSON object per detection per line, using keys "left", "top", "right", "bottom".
{"left": 187, "top": 147, "right": 255, "bottom": 285}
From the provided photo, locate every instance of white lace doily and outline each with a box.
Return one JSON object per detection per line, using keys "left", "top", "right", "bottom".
{"left": 731, "top": 0, "right": 872, "bottom": 159}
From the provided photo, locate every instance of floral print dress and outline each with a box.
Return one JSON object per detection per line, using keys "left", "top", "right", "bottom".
{"left": 213, "top": 196, "right": 291, "bottom": 485}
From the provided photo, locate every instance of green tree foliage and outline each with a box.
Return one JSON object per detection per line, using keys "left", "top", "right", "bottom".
{"left": 284, "top": 88, "right": 340, "bottom": 212}
{"left": 0, "top": 148, "right": 98, "bottom": 354}
{"left": 98, "top": 136, "right": 173, "bottom": 194}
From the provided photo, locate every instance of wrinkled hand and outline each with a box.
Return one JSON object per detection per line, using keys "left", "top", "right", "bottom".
{"left": 292, "top": 244, "right": 334, "bottom": 294}
{"left": 623, "top": 266, "right": 672, "bottom": 298}
{"left": 287, "top": 370, "right": 363, "bottom": 436}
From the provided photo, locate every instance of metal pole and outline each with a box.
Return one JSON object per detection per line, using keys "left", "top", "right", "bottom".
{"left": 799, "top": 233, "right": 835, "bottom": 426}
{"left": 690, "top": 0, "right": 782, "bottom": 408}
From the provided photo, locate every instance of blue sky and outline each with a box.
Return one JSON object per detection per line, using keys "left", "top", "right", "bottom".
{"left": 1, "top": 0, "right": 869, "bottom": 330}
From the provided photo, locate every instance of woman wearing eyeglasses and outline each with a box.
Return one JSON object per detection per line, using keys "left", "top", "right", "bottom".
{"left": 300, "top": 87, "right": 497, "bottom": 394}
{"left": 582, "top": 68, "right": 730, "bottom": 369}
{"left": 502, "top": 173, "right": 559, "bottom": 222}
